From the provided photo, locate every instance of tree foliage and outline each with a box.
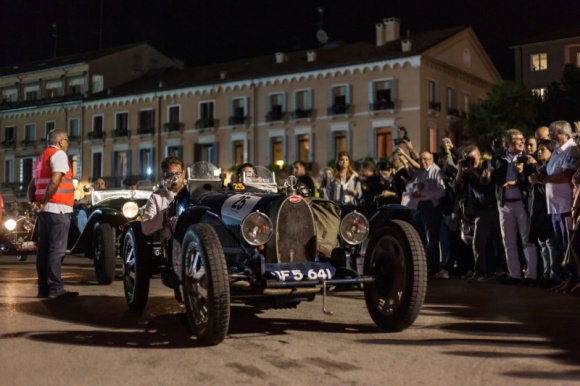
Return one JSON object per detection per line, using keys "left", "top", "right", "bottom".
{"left": 535, "top": 64, "right": 580, "bottom": 126}
{"left": 465, "top": 81, "right": 535, "bottom": 150}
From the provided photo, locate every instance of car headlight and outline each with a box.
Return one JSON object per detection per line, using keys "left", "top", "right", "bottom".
{"left": 122, "top": 202, "right": 139, "bottom": 219}
{"left": 241, "top": 211, "right": 273, "bottom": 246}
{"left": 4, "top": 219, "right": 16, "bottom": 231}
{"left": 339, "top": 211, "right": 369, "bottom": 245}
{"left": 23, "top": 220, "right": 34, "bottom": 231}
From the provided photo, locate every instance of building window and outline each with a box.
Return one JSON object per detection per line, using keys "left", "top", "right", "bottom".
{"left": 89, "top": 115, "right": 104, "bottom": 140}
{"left": 428, "top": 80, "right": 440, "bottom": 111}
{"left": 69, "top": 118, "right": 80, "bottom": 141}
{"left": 46, "top": 79, "right": 63, "bottom": 98}
{"left": 92, "top": 74, "right": 104, "bottom": 93}
{"left": 24, "top": 124, "right": 36, "bottom": 141}
{"left": 292, "top": 89, "right": 312, "bottom": 119}
{"left": 229, "top": 97, "right": 247, "bottom": 125}
{"left": 197, "top": 101, "right": 215, "bottom": 129}
{"left": 296, "top": 134, "right": 310, "bottom": 163}
{"left": 92, "top": 152, "right": 103, "bottom": 179}
{"left": 446, "top": 87, "right": 458, "bottom": 116}
{"left": 139, "top": 148, "right": 154, "bottom": 179}
{"left": 2, "top": 126, "right": 15, "bottom": 149}
{"left": 114, "top": 112, "right": 129, "bottom": 137}
{"left": 333, "top": 131, "right": 347, "bottom": 158}
{"left": 531, "top": 53, "right": 548, "bottom": 71}
{"left": 194, "top": 143, "right": 216, "bottom": 164}
{"left": 270, "top": 137, "right": 284, "bottom": 167}
{"left": 233, "top": 140, "right": 245, "bottom": 166}
{"left": 429, "top": 127, "right": 438, "bottom": 153}
{"left": 45, "top": 121, "right": 55, "bottom": 135}
{"left": 167, "top": 145, "right": 183, "bottom": 159}
{"left": 375, "top": 128, "right": 393, "bottom": 158}
{"left": 2, "top": 87, "right": 18, "bottom": 102}
{"left": 138, "top": 109, "right": 155, "bottom": 135}
{"left": 4, "top": 159, "right": 14, "bottom": 183}
{"left": 267, "top": 93, "right": 285, "bottom": 122}
{"left": 21, "top": 158, "right": 34, "bottom": 190}
{"left": 462, "top": 94, "right": 471, "bottom": 118}
{"left": 329, "top": 84, "right": 350, "bottom": 115}
{"left": 531, "top": 88, "right": 547, "bottom": 100}
{"left": 113, "top": 150, "right": 130, "bottom": 185}
{"left": 370, "top": 79, "right": 396, "bottom": 111}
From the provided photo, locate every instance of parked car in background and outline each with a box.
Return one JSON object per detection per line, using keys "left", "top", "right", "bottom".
{"left": 120, "top": 162, "right": 427, "bottom": 346}
{"left": 0, "top": 214, "right": 36, "bottom": 261}
{"left": 68, "top": 187, "right": 152, "bottom": 284}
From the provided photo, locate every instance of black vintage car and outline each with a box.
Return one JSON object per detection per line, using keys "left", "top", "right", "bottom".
{"left": 68, "top": 187, "right": 152, "bottom": 284}
{"left": 121, "top": 162, "right": 427, "bottom": 346}
{"left": 0, "top": 215, "right": 36, "bottom": 261}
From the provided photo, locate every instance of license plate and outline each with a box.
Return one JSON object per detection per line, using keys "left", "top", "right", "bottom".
{"left": 266, "top": 262, "right": 336, "bottom": 282}
{"left": 21, "top": 241, "right": 36, "bottom": 249}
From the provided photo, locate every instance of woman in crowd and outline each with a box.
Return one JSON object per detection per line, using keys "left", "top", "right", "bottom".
{"left": 528, "top": 139, "right": 561, "bottom": 287}
{"left": 326, "top": 151, "right": 361, "bottom": 216}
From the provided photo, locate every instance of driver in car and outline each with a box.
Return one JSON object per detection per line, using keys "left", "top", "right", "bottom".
{"left": 142, "top": 156, "right": 185, "bottom": 238}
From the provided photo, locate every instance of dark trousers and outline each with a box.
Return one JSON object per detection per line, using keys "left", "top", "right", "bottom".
{"left": 412, "top": 201, "right": 442, "bottom": 274}
{"left": 36, "top": 212, "right": 71, "bottom": 294}
{"left": 473, "top": 208, "right": 501, "bottom": 276}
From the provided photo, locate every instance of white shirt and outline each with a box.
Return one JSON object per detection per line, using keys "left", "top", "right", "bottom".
{"left": 142, "top": 186, "right": 177, "bottom": 237}
{"left": 546, "top": 139, "right": 579, "bottom": 214}
{"left": 401, "top": 163, "right": 446, "bottom": 209}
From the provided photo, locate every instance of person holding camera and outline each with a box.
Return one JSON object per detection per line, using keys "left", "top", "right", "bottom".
{"left": 456, "top": 145, "right": 501, "bottom": 282}
{"left": 482, "top": 129, "right": 538, "bottom": 285}
{"left": 401, "top": 151, "right": 447, "bottom": 277}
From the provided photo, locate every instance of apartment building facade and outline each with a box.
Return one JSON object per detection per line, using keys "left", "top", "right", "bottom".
{"left": 511, "top": 28, "right": 580, "bottom": 97}
{"left": 1, "top": 19, "right": 501, "bottom": 203}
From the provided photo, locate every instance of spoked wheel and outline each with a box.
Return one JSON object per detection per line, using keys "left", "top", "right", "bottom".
{"left": 93, "top": 222, "right": 116, "bottom": 285}
{"left": 364, "top": 219, "right": 427, "bottom": 331}
{"left": 122, "top": 226, "right": 151, "bottom": 311}
{"left": 181, "top": 223, "right": 230, "bottom": 346}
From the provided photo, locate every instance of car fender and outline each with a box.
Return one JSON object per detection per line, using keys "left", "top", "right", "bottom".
{"left": 68, "top": 208, "right": 127, "bottom": 254}
{"left": 173, "top": 206, "right": 212, "bottom": 244}
{"left": 367, "top": 204, "right": 414, "bottom": 232}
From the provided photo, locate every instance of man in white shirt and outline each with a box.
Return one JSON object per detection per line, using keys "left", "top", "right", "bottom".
{"left": 401, "top": 151, "right": 446, "bottom": 277}
{"left": 530, "top": 120, "right": 579, "bottom": 286}
{"left": 142, "top": 156, "right": 186, "bottom": 238}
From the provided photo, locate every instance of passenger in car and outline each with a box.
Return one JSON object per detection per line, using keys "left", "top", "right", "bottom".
{"left": 142, "top": 156, "right": 185, "bottom": 238}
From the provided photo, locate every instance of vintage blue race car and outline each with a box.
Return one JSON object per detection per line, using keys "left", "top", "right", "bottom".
{"left": 68, "top": 187, "right": 152, "bottom": 284}
{"left": 121, "top": 162, "right": 427, "bottom": 345}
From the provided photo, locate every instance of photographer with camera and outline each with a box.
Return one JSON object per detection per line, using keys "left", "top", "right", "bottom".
{"left": 456, "top": 145, "right": 502, "bottom": 282}
{"left": 482, "top": 129, "right": 538, "bottom": 285}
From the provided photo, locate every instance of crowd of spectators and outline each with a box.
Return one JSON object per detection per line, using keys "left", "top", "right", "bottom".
{"left": 311, "top": 119, "right": 580, "bottom": 294}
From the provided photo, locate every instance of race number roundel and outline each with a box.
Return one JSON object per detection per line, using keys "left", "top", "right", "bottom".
{"left": 221, "top": 194, "right": 262, "bottom": 225}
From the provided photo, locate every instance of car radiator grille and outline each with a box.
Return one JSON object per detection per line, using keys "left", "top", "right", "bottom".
{"left": 265, "top": 197, "right": 317, "bottom": 263}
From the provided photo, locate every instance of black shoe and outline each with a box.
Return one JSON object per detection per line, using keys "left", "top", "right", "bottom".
{"left": 500, "top": 276, "right": 521, "bottom": 285}
{"left": 518, "top": 278, "right": 538, "bottom": 287}
{"left": 36, "top": 292, "right": 49, "bottom": 299}
{"left": 48, "top": 289, "right": 79, "bottom": 299}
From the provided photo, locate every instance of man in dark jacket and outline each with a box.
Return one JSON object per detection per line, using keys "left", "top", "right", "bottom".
{"left": 482, "top": 129, "right": 538, "bottom": 285}
{"left": 292, "top": 160, "right": 315, "bottom": 193}
{"left": 457, "top": 145, "right": 501, "bottom": 282}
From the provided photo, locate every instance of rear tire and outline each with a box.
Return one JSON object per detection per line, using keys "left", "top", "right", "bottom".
{"left": 181, "top": 223, "right": 230, "bottom": 345}
{"left": 93, "top": 223, "right": 116, "bottom": 285}
{"left": 364, "top": 220, "right": 427, "bottom": 331}
{"left": 122, "top": 226, "right": 151, "bottom": 311}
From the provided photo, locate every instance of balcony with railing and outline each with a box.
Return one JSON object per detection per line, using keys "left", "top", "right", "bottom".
{"left": 428, "top": 101, "right": 441, "bottom": 111}
{"left": 0, "top": 139, "right": 16, "bottom": 150}
{"left": 20, "top": 139, "right": 37, "bottom": 149}
{"left": 87, "top": 130, "right": 105, "bottom": 140}
{"left": 228, "top": 116, "right": 248, "bottom": 126}
{"left": 111, "top": 128, "right": 130, "bottom": 138}
{"left": 291, "top": 109, "right": 312, "bottom": 120}
{"left": 447, "top": 107, "right": 460, "bottom": 117}
{"left": 195, "top": 118, "right": 215, "bottom": 130}
{"left": 136, "top": 127, "right": 155, "bottom": 135}
{"left": 370, "top": 100, "right": 394, "bottom": 111}
{"left": 328, "top": 103, "right": 350, "bottom": 115}
{"left": 266, "top": 110, "right": 286, "bottom": 122}
{"left": 164, "top": 122, "right": 181, "bottom": 133}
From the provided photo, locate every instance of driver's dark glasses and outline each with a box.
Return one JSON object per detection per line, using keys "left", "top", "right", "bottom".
{"left": 163, "top": 171, "right": 182, "bottom": 179}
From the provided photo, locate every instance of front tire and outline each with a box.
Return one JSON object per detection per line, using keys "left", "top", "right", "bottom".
{"left": 364, "top": 220, "right": 427, "bottom": 331}
{"left": 122, "top": 226, "right": 151, "bottom": 311}
{"left": 93, "top": 223, "right": 116, "bottom": 285}
{"left": 181, "top": 223, "right": 230, "bottom": 346}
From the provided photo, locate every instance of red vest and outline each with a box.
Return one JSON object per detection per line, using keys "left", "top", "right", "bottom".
{"left": 34, "top": 147, "right": 75, "bottom": 206}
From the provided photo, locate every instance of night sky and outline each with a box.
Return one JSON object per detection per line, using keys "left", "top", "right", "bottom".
{"left": 1, "top": 0, "right": 579, "bottom": 79}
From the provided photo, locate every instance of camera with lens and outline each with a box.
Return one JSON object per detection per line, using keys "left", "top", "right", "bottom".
{"left": 459, "top": 158, "right": 475, "bottom": 168}
{"left": 394, "top": 126, "right": 410, "bottom": 145}
{"left": 516, "top": 155, "right": 528, "bottom": 164}
{"left": 394, "top": 138, "right": 406, "bottom": 145}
